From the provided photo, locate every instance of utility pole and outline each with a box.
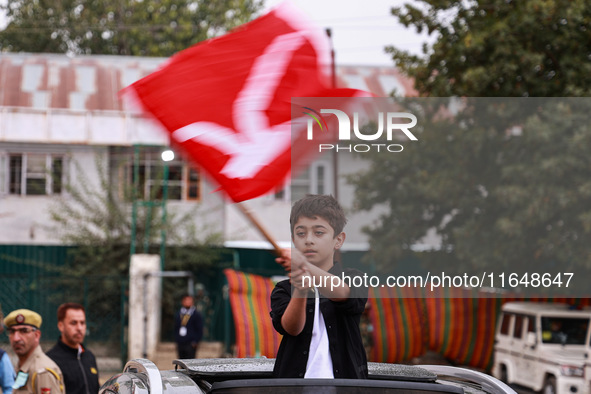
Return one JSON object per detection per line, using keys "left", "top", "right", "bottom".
{"left": 325, "top": 28, "right": 338, "bottom": 201}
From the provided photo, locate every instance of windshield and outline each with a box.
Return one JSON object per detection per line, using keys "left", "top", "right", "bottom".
{"left": 541, "top": 317, "right": 589, "bottom": 345}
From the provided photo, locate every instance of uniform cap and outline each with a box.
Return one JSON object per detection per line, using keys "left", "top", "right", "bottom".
{"left": 4, "top": 309, "right": 42, "bottom": 329}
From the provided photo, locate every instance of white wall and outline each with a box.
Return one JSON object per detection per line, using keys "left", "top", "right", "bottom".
{"left": 0, "top": 144, "right": 104, "bottom": 244}
{"left": 128, "top": 254, "right": 161, "bottom": 360}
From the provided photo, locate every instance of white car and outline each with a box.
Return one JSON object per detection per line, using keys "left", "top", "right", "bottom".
{"left": 492, "top": 301, "right": 591, "bottom": 394}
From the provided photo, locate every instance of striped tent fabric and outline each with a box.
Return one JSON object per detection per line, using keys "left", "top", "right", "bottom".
{"left": 222, "top": 268, "right": 591, "bottom": 369}
{"left": 425, "top": 288, "right": 503, "bottom": 370}
{"left": 223, "top": 268, "right": 282, "bottom": 358}
{"left": 369, "top": 285, "right": 591, "bottom": 371}
{"left": 424, "top": 292, "right": 591, "bottom": 370}
{"left": 367, "top": 286, "right": 427, "bottom": 363}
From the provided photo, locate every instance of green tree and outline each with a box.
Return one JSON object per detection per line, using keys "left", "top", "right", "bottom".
{"left": 49, "top": 155, "right": 223, "bottom": 276}
{"left": 48, "top": 155, "right": 226, "bottom": 342}
{"left": 0, "top": 0, "right": 263, "bottom": 56}
{"left": 348, "top": 1, "right": 591, "bottom": 295}
{"left": 387, "top": 0, "right": 591, "bottom": 97}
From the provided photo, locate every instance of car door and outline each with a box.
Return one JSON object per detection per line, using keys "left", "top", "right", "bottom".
{"left": 494, "top": 312, "right": 514, "bottom": 382}
{"left": 519, "top": 315, "right": 539, "bottom": 387}
{"left": 510, "top": 314, "right": 526, "bottom": 385}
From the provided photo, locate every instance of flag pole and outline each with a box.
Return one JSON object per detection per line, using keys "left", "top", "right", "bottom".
{"left": 236, "top": 202, "right": 283, "bottom": 256}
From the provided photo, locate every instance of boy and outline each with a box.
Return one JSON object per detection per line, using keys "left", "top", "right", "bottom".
{"left": 270, "top": 194, "right": 368, "bottom": 379}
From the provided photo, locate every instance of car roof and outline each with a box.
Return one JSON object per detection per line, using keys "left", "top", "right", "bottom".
{"left": 502, "top": 301, "right": 591, "bottom": 316}
{"left": 210, "top": 378, "right": 463, "bottom": 394}
{"left": 173, "top": 358, "right": 437, "bottom": 383}
{"left": 114, "top": 358, "right": 516, "bottom": 394}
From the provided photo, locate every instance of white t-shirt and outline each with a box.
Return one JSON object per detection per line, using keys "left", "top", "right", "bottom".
{"left": 304, "top": 287, "right": 334, "bottom": 378}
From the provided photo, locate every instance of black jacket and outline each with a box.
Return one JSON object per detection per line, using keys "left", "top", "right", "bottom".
{"left": 270, "top": 263, "right": 369, "bottom": 379}
{"left": 46, "top": 338, "right": 100, "bottom": 394}
{"left": 174, "top": 307, "right": 203, "bottom": 345}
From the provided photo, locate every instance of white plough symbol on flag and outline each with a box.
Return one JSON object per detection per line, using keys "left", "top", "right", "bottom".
{"left": 172, "top": 32, "right": 305, "bottom": 180}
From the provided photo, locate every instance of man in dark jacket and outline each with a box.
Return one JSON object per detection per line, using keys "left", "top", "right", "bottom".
{"left": 174, "top": 294, "right": 203, "bottom": 359}
{"left": 46, "top": 303, "right": 99, "bottom": 394}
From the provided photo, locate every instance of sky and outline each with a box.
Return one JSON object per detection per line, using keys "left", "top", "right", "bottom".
{"left": 0, "top": 0, "right": 432, "bottom": 66}
{"left": 262, "top": 0, "right": 433, "bottom": 66}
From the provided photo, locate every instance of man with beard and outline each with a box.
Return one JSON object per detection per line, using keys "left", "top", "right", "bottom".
{"left": 4, "top": 309, "right": 64, "bottom": 394}
{"left": 47, "top": 303, "right": 99, "bottom": 394}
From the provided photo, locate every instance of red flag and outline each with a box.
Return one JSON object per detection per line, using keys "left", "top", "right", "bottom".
{"left": 124, "top": 3, "right": 367, "bottom": 202}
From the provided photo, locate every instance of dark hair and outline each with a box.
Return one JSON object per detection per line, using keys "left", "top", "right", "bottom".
{"left": 57, "top": 303, "right": 85, "bottom": 322}
{"left": 290, "top": 194, "right": 347, "bottom": 237}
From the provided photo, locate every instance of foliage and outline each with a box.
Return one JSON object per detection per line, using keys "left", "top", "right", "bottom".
{"left": 348, "top": 1, "right": 591, "bottom": 293}
{"left": 49, "top": 154, "right": 225, "bottom": 341}
{"left": 49, "top": 154, "right": 223, "bottom": 277}
{"left": 387, "top": 0, "right": 591, "bottom": 97}
{"left": 0, "top": 0, "right": 263, "bottom": 56}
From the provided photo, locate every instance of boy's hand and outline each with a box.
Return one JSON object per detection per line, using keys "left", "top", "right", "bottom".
{"left": 275, "top": 248, "right": 308, "bottom": 272}
{"left": 290, "top": 265, "right": 312, "bottom": 293}
{"left": 289, "top": 248, "right": 308, "bottom": 272}
{"left": 275, "top": 248, "right": 292, "bottom": 272}
{"left": 289, "top": 249, "right": 312, "bottom": 292}
{"left": 275, "top": 248, "right": 312, "bottom": 292}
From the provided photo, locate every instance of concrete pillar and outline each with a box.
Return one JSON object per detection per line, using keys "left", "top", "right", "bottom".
{"left": 128, "top": 254, "right": 161, "bottom": 360}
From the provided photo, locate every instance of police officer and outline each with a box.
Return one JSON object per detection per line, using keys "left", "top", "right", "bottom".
{"left": 4, "top": 309, "right": 64, "bottom": 394}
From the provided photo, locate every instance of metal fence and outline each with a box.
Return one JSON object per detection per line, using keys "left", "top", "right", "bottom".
{"left": 0, "top": 244, "right": 281, "bottom": 361}
{"left": 0, "top": 274, "right": 128, "bottom": 361}
{"left": 1, "top": 244, "right": 356, "bottom": 360}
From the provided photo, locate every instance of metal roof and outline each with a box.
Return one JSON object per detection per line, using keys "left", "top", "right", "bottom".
{"left": 502, "top": 301, "right": 591, "bottom": 315}
{"left": 0, "top": 53, "right": 166, "bottom": 112}
{"left": 0, "top": 52, "right": 416, "bottom": 112}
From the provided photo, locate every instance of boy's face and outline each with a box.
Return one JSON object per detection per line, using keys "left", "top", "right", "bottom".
{"left": 292, "top": 215, "right": 345, "bottom": 270}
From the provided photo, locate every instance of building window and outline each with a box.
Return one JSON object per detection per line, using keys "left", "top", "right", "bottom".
{"left": 118, "top": 147, "right": 200, "bottom": 202}
{"left": 273, "top": 161, "right": 332, "bottom": 202}
{"left": 25, "top": 154, "right": 47, "bottom": 195}
{"left": 9, "top": 155, "right": 22, "bottom": 194}
{"left": 7, "top": 153, "right": 64, "bottom": 196}
{"left": 52, "top": 157, "right": 63, "bottom": 194}
{"left": 186, "top": 167, "right": 201, "bottom": 200}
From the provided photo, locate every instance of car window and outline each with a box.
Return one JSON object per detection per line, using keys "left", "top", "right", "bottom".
{"left": 513, "top": 315, "right": 524, "bottom": 339}
{"left": 526, "top": 316, "right": 535, "bottom": 333}
{"left": 541, "top": 317, "right": 589, "bottom": 345}
{"left": 500, "top": 313, "right": 512, "bottom": 336}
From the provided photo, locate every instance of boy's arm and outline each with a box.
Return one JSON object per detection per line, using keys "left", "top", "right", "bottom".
{"left": 270, "top": 273, "right": 309, "bottom": 337}
{"left": 280, "top": 261, "right": 314, "bottom": 336}
{"left": 272, "top": 252, "right": 312, "bottom": 336}
{"left": 279, "top": 287, "right": 308, "bottom": 336}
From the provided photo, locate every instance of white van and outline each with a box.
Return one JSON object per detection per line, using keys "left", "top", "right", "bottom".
{"left": 492, "top": 301, "right": 591, "bottom": 394}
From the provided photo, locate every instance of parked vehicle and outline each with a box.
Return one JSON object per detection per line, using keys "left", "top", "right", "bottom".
{"left": 492, "top": 301, "right": 591, "bottom": 394}
{"left": 100, "top": 357, "right": 514, "bottom": 394}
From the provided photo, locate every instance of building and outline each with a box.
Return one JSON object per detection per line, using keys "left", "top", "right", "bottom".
{"left": 0, "top": 52, "right": 416, "bottom": 250}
